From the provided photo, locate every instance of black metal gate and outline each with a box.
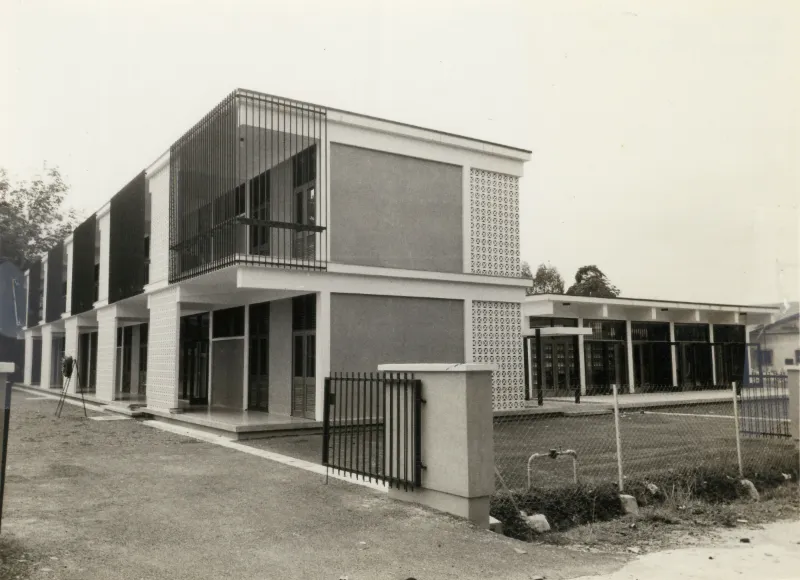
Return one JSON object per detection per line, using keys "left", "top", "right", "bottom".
{"left": 322, "top": 372, "right": 422, "bottom": 490}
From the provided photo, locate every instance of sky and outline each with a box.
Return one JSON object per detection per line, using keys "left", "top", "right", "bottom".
{"left": 2, "top": 0, "right": 798, "bottom": 306}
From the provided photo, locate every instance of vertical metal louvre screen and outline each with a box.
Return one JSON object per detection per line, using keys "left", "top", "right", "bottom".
{"left": 322, "top": 372, "right": 423, "bottom": 490}
{"left": 169, "top": 90, "right": 327, "bottom": 283}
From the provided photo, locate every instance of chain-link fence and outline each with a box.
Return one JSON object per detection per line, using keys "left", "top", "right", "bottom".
{"left": 494, "top": 378, "right": 798, "bottom": 500}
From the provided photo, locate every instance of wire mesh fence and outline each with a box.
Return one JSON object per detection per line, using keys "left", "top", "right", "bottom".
{"left": 494, "top": 378, "right": 798, "bottom": 501}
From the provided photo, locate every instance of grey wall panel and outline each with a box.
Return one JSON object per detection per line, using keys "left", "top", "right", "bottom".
{"left": 26, "top": 261, "right": 41, "bottom": 327}
{"left": 330, "top": 144, "right": 463, "bottom": 273}
{"left": 45, "top": 244, "right": 64, "bottom": 322}
{"left": 109, "top": 172, "right": 146, "bottom": 303}
{"left": 330, "top": 294, "right": 465, "bottom": 372}
{"left": 268, "top": 298, "right": 292, "bottom": 415}
{"left": 71, "top": 215, "right": 96, "bottom": 315}
{"left": 211, "top": 339, "right": 244, "bottom": 409}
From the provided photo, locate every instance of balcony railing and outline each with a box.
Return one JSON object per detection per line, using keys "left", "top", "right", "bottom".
{"left": 168, "top": 89, "right": 328, "bottom": 282}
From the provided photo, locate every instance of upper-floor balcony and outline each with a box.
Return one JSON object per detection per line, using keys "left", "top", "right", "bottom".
{"left": 168, "top": 90, "right": 327, "bottom": 283}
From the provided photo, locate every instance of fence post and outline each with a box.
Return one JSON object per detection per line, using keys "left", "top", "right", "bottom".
{"left": 378, "top": 363, "right": 496, "bottom": 528}
{"left": 731, "top": 381, "right": 744, "bottom": 478}
{"left": 611, "top": 383, "right": 625, "bottom": 492}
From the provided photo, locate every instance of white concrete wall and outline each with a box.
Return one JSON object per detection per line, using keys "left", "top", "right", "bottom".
{"left": 751, "top": 330, "right": 800, "bottom": 371}
{"left": 97, "top": 211, "right": 111, "bottom": 303}
{"left": 146, "top": 163, "right": 170, "bottom": 288}
{"left": 146, "top": 287, "right": 180, "bottom": 410}
{"left": 40, "top": 325, "right": 53, "bottom": 389}
{"left": 95, "top": 306, "right": 117, "bottom": 402}
{"left": 64, "top": 238, "right": 73, "bottom": 316}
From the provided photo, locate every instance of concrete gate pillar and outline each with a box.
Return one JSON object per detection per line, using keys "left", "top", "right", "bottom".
{"left": 378, "top": 363, "right": 496, "bottom": 528}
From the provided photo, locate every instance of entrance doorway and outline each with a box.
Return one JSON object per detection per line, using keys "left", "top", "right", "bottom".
{"left": 78, "top": 331, "right": 97, "bottom": 393}
{"left": 291, "top": 294, "right": 316, "bottom": 419}
{"left": 51, "top": 335, "right": 65, "bottom": 389}
{"left": 248, "top": 302, "right": 270, "bottom": 411}
{"left": 179, "top": 313, "right": 209, "bottom": 405}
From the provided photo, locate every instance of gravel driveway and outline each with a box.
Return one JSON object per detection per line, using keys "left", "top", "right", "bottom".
{"left": 1, "top": 391, "right": 625, "bottom": 580}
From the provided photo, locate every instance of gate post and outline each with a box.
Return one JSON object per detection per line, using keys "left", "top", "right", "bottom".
{"left": 787, "top": 367, "right": 799, "bottom": 443}
{"left": 378, "top": 363, "right": 496, "bottom": 529}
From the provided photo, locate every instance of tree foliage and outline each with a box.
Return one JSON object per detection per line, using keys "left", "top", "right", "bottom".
{"left": 0, "top": 167, "right": 78, "bottom": 271}
{"left": 532, "top": 263, "right": 565, "bottom": 295}
{"left": 521, "top": 261, "right": 566, "bottom": 296}
{"left": 566, "top": 265, "right": 621, "bottom": 298}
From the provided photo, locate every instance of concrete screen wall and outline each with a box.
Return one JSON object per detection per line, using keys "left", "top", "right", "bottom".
{"left": 330, "top": 294, "right": 465, "bottom": 372}
{"left": 330, "top": 144, "right": 463, "bottom": 273}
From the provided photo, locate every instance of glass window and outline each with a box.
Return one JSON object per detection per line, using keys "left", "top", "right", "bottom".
{"left": 306, "top": 335, "right": 316, "bottom": 378}
{"left": 212, "top": 306, "right": 245, "bottom": 338}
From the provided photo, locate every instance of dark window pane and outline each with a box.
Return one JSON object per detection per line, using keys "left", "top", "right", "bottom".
{"left": 306, "top": 335, "right": 316, "bottom": 378}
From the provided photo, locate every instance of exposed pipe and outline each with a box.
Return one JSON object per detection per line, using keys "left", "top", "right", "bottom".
{"left": 527, "top": 448, "right": 579, "bottom": 491}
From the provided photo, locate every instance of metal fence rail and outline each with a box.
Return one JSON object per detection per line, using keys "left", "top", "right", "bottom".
{"left": 322, "top": 372, "right": 422, "bottom": 490}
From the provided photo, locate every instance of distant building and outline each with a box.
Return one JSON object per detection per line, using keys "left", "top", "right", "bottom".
{"left": 748, "top": 301, "right": 799, "bottom": 372}
{"left": 522, "top": 294, "right": 777, "bottom": 398}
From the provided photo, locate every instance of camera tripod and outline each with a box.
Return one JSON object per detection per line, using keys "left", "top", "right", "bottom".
{"left": 55, "top": 355, "right": 87, "bottom": 418}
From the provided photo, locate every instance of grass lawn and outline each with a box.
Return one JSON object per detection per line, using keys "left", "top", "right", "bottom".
{"left": 495, "top": 410, "right": 797, "bottom": 491}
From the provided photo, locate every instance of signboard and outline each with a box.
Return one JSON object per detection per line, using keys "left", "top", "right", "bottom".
{"left": 0, "top": 375, "right": 11, "bottom": 533}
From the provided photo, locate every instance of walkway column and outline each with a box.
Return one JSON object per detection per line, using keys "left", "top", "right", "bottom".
{"left": 669, "top": 322, "right": 678, "bottom": 387}
{"left": 709, "top": 323, "right": 718, "bottom": 386}
{"left": 625, "top": 320, "right": 635, "bottom": 394}
{"left": 378, "top": 363, "right": 495, "bottom": 528}
{"left": 577, "top": 318, "right": 587, "bottom": 396}
{"left": 23, "top": 331, "right": 33, "bottom": 386}
{"left": 40, "top": 325, "right": 53, "bottom": 389}
{"left": 95, "top": 306, "right": 117, "bottom": 402}
{"left": 63, "top": 317, "right": 79, "bottom": 394}
{"left": 146, "top": 287, "right": 180, "bottom": 411}
{"left": 315, "top": 291, "right": 331, "bottom": 422}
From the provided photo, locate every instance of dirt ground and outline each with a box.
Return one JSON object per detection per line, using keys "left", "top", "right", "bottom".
{"left": 1, "top": 392, "right": 629, "bottom": 580}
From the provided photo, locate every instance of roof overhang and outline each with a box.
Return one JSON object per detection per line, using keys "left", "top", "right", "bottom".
{"left": 522, "top": 327, "right": 594, "bottom": 337}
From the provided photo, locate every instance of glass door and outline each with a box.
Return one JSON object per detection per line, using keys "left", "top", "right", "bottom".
{"left": 291, "top": 332, "right": 315, "bottom": 419}
{"left": 179, "top": 313, "right": 209, "bottom": 405}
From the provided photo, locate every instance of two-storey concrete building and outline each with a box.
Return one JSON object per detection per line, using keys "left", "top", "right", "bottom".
{"left": 20, "top": 89, "right": 532, "bottom": 428}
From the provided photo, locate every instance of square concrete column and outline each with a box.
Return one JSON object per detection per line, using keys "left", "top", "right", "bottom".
{"left": 378, "top": 363, "right": 496, "bottom": 528}
{"left": 669, "top": 322, "right": 678, "bottom": 387}
{"left": 40, "top": 325, "right": 53, "bottom": 389}
{"left": 577, "top": 318, "right": 587, "bottom": 396}
{"left": 95, "top": 306, "right": 117, "bottom": 402}
{"left": 23, "top": 331, "right": 33, "bottom": 385}
{"left": 709, "top": 323, "right": 718, "bottom": 385}
{"left": 787, "top": 367, "right": 799, "bottom": 443}
{"left": 625, "top": 320, "right": 635, "bottom": 394}
{"left": 314, "top": 291, "right": 331, "bottom": 421}
{"left": 63, "top": 318, "right": 80, "bottom": 394}
{"left": 146, "top": 287, "right": 180, "bottom": 411}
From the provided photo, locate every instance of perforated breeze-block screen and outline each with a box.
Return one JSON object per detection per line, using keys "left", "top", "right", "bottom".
{"left": 469, "top": 169, "right": 520, "bottom": 277}
{"left": 472, "top": 300, "right": 524, "bottom": 410}
{"left": 146, "top": 287, "right": 180, "bottom": 410}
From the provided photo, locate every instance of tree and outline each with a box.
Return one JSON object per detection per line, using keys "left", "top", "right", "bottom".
{"left": 0, "top": 167, "right": 78, "bottom": 271}
{"left": 531, "top": 263, "right": 565, "bottom": 295}
{"left": 566, "top": 265, "right": 621, "bottom": 298}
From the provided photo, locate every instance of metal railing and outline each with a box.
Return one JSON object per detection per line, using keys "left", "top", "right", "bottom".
{"left": 322, "top": 372, "right": 423, "bottom": 490}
